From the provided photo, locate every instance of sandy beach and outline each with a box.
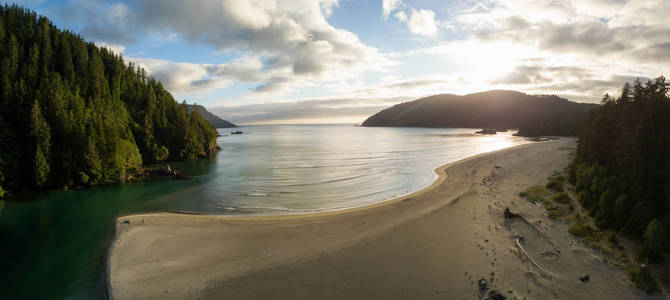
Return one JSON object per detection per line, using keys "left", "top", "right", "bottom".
{"left": 108, "top": 139, "right": 656, "bottom": 299}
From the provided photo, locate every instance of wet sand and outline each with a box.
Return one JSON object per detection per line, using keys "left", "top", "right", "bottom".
{"left": 109, "top": 139, "right": 654, "bottom": 299}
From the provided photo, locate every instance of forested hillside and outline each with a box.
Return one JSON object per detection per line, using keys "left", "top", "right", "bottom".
{"left": 0, "top": 5, "right": 218, "bottom": 194}
{"left": 186, "top": 104, "right": 236, "bottom": 128}
{"left": 571, "top": 77, "right": 669, "bottom": 261}
{"left": 361, "top": 90, "right": 596, "bottom": 137}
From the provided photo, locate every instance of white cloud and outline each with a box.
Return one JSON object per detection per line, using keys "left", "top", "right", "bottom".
{"left": 130, "top": 58, "right": 232, "bottom": 92}
{"left": 40, "top": 0, "right": 670, "bottom": 123}
{"left": 211, "top": 96, "right": 412, "bottom": 124}
{"left": 406, "top": 9, "right": 438, "bottom": 36}
{"left": 320, "top": 0, "right": 339, "bottom": 17}
{"left": 53, "top": 0, "right": 389, "bottom": 98}
{"left": 382, "top": 0, "right": 403, "bottom": 19}
{"left": 95, "top": 41, "right": 125, "bottom": 54}
{"left": 382, "top": 1, "right": 438, "bottom": 36}
{"left": 394, "top": 11, "right": 407, "bottom": 22}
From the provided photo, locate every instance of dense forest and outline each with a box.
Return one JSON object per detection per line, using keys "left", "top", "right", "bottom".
{"left": 0, "top": 5, "right": 219, "bottom": 195}
{"left": 571, "top": 77, "right": 669, "bottom": 261}
{"left": 361, "top": 90, "right": 596, "bottom": 136}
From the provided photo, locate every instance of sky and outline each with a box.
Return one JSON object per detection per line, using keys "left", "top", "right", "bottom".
{"left": 10, "top": 0, "right": 670, "bottom": 124}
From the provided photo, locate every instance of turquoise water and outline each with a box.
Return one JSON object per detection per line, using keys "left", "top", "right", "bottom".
{"left": 0, "top": 125, "right": 528, "bottom": 299}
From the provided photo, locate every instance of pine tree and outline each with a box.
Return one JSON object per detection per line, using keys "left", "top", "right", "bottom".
{"left": 643, "top": 219, "right": 668, "bottom": 261}
{"left": 29, "top": 100, "right": 51, "bottom": 187}
{"left": 573, "top": 77, "right": 670, "bottom": 260}
{"left": 0, "top": 5, "right": 219, "bottom": 192}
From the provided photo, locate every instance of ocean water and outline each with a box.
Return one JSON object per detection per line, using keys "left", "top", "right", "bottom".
{"left": 0, "top": 124, "right": 529, "bottom": 299}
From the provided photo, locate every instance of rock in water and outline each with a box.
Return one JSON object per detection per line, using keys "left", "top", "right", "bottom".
{"left": 475, "top": 128, "right": 497, "bottom": 135}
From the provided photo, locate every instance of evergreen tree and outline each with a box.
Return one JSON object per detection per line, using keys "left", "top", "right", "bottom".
{"left": 0, "top": 4, "right": 219, "bottom": 192}
{"left": 643, "top": 219, "right": 668, "bottom": 262}
{"left": 572, "top": 76, "right": 670, "bottom": 261}
{"left": 29, "top": 100, "right": 50, "bottom": 188}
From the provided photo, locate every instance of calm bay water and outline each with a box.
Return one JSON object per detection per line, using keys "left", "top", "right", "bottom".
{"left": 0, "top": 124, "right": 528, "bottom": 299}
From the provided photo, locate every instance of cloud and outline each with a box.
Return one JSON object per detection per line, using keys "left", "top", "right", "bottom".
{"left": 319, "top": 0, "right": 339, "bottom": 18}
{"left": 529, "top": 74, "right": 652, "bottom": 101}
{"left": 204, "top": 56, "right": 266, "bottom": 82}
{"left": 384, "top": 1, "right": 438, "bottom": 36}
{"left": 211, "top": 96, "right": 411, "bottom": 124}
{"left": 394, "top": 11, "right": 407, "bottom": 22}
{"left": 53, "top": 0, "right": 136, "bottom": 43}
{"left": 460, "top": 2, "right": 670, "bottom": 68}
{"left": 33, "top": 0, "right": 670, "bottom": 123}
{"left": 353, "top": 77, "right": 451, "bottom": 96}
{"left": 94, "top": 41, "right": 125, "bottom": 55}
{"left": 406, "top": 9, "right": 438, "bottom": 36}
{"left": 535, "top": 21, "right": 627, "bottom": 54}
{"left": 49, "top": 0, "right": 388, "bottom": 97}
{"left": 130, "top": 58, "right": 255, "bottom": 92}
{"left": 632, "top": 42, "right": 670, "bottom": 63}
{"left": 382, "top": 0, "right": 403, "bottom": 19}
{"left": 130, "top": 58, "right": 228, "bottom": 92}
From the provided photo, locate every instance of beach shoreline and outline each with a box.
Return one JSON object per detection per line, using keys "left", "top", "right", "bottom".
{"left": 108, "top": 138, "right": 654, "bottom": 299}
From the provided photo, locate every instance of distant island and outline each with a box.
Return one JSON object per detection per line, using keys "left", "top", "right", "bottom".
{"left": 186, "top": 104, "right": 236, "bottom": 128}
{"left": 0, "top": 5, "right": 219, "bottom": 195}
{"left": 362, "top": 90, "right": 597, "bottom": 137}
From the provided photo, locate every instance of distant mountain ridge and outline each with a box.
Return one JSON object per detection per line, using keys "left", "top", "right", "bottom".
{"left": 362, "top": 90, "right": 598, "bottom": 136}
{"left": 186, "top": 104, "right": 237, "bottom": 128}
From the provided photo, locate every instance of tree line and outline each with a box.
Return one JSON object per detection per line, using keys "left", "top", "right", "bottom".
{"left": 571, "top": 76, "right": 669, "bottom": 261}
{"left": 0, "top": 5, "right": 218, "bottom": 195}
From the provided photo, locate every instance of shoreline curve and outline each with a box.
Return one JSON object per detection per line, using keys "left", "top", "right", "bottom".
{"left": 107, "top": 141, "right": 540, "bottom": 299}
{"left": 107, "top": 138, "right": 643, "bottom": 300}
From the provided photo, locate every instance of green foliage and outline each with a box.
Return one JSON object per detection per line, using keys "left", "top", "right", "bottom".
{"left": 152, "top": 145, "right": 169, "bottom": 161}
{"left": 546, "top": 204, "right": 569, "bottom": 219}
{"left": 569, "top": 220, "right": 597, "bottom": 238}
{"left": 110, "top": 139, "right": 143, "bottom": 182}
{"left": 0, "top": 5, "right": 219, "bottom": 191}
{"left": 643, "top": 219, "right": 668, "bottom": 262}
{"left": 628, "top": 265, "right": 660, "bottom": 294}
{"left": 569, "top": 218, "right": 610, "bottom": 254}
{"left": 29, "top": 100, "right": 50, "bottom": 188}
{"left": 545, "top": 176, "right": 565, "bottom": 192}
{"left": 551, "top": 192, "right": 571, "bottom": 204}
{"left": 571, "top": 77, "right": 670, "bottom": 261}
{"left": 519, "top": 186, "right": 545, "bottom": 203}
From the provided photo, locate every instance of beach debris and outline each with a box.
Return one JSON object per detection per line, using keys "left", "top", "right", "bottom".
{"left": 504, "top": 207, "right": 520, "bottom": 219}
{"left": 579, "top": 275, "right": 590, "bottom": 282}
{"left": 526, "top": 136, "right": 557, "bottom": 142}
{"left": 516, "top": 236, "right": 548, "bottom": 275}
{"left": 478, "top": 278, "right": 488, "bottom": 290}
{"left": 121, "top": 220, "right": 130, "bottom": 225}
{"left": 494, "top": 165, "right": 502, "bottom": 169}
{"left": 488, "top": 290, "right": 507, "bottom": 300}
{"left": 231, "top": 131, "right": 243, "bottom": 134}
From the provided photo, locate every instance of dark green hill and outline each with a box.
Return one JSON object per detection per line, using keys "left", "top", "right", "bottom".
{"left": 362, "top": 90, "right": 597, "bottom": 136}
{"left": 0, "top": 5, "right": 218, "bottom": 193}
{"left": 186, "top": 104, "right": 236, "bottom": 128}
